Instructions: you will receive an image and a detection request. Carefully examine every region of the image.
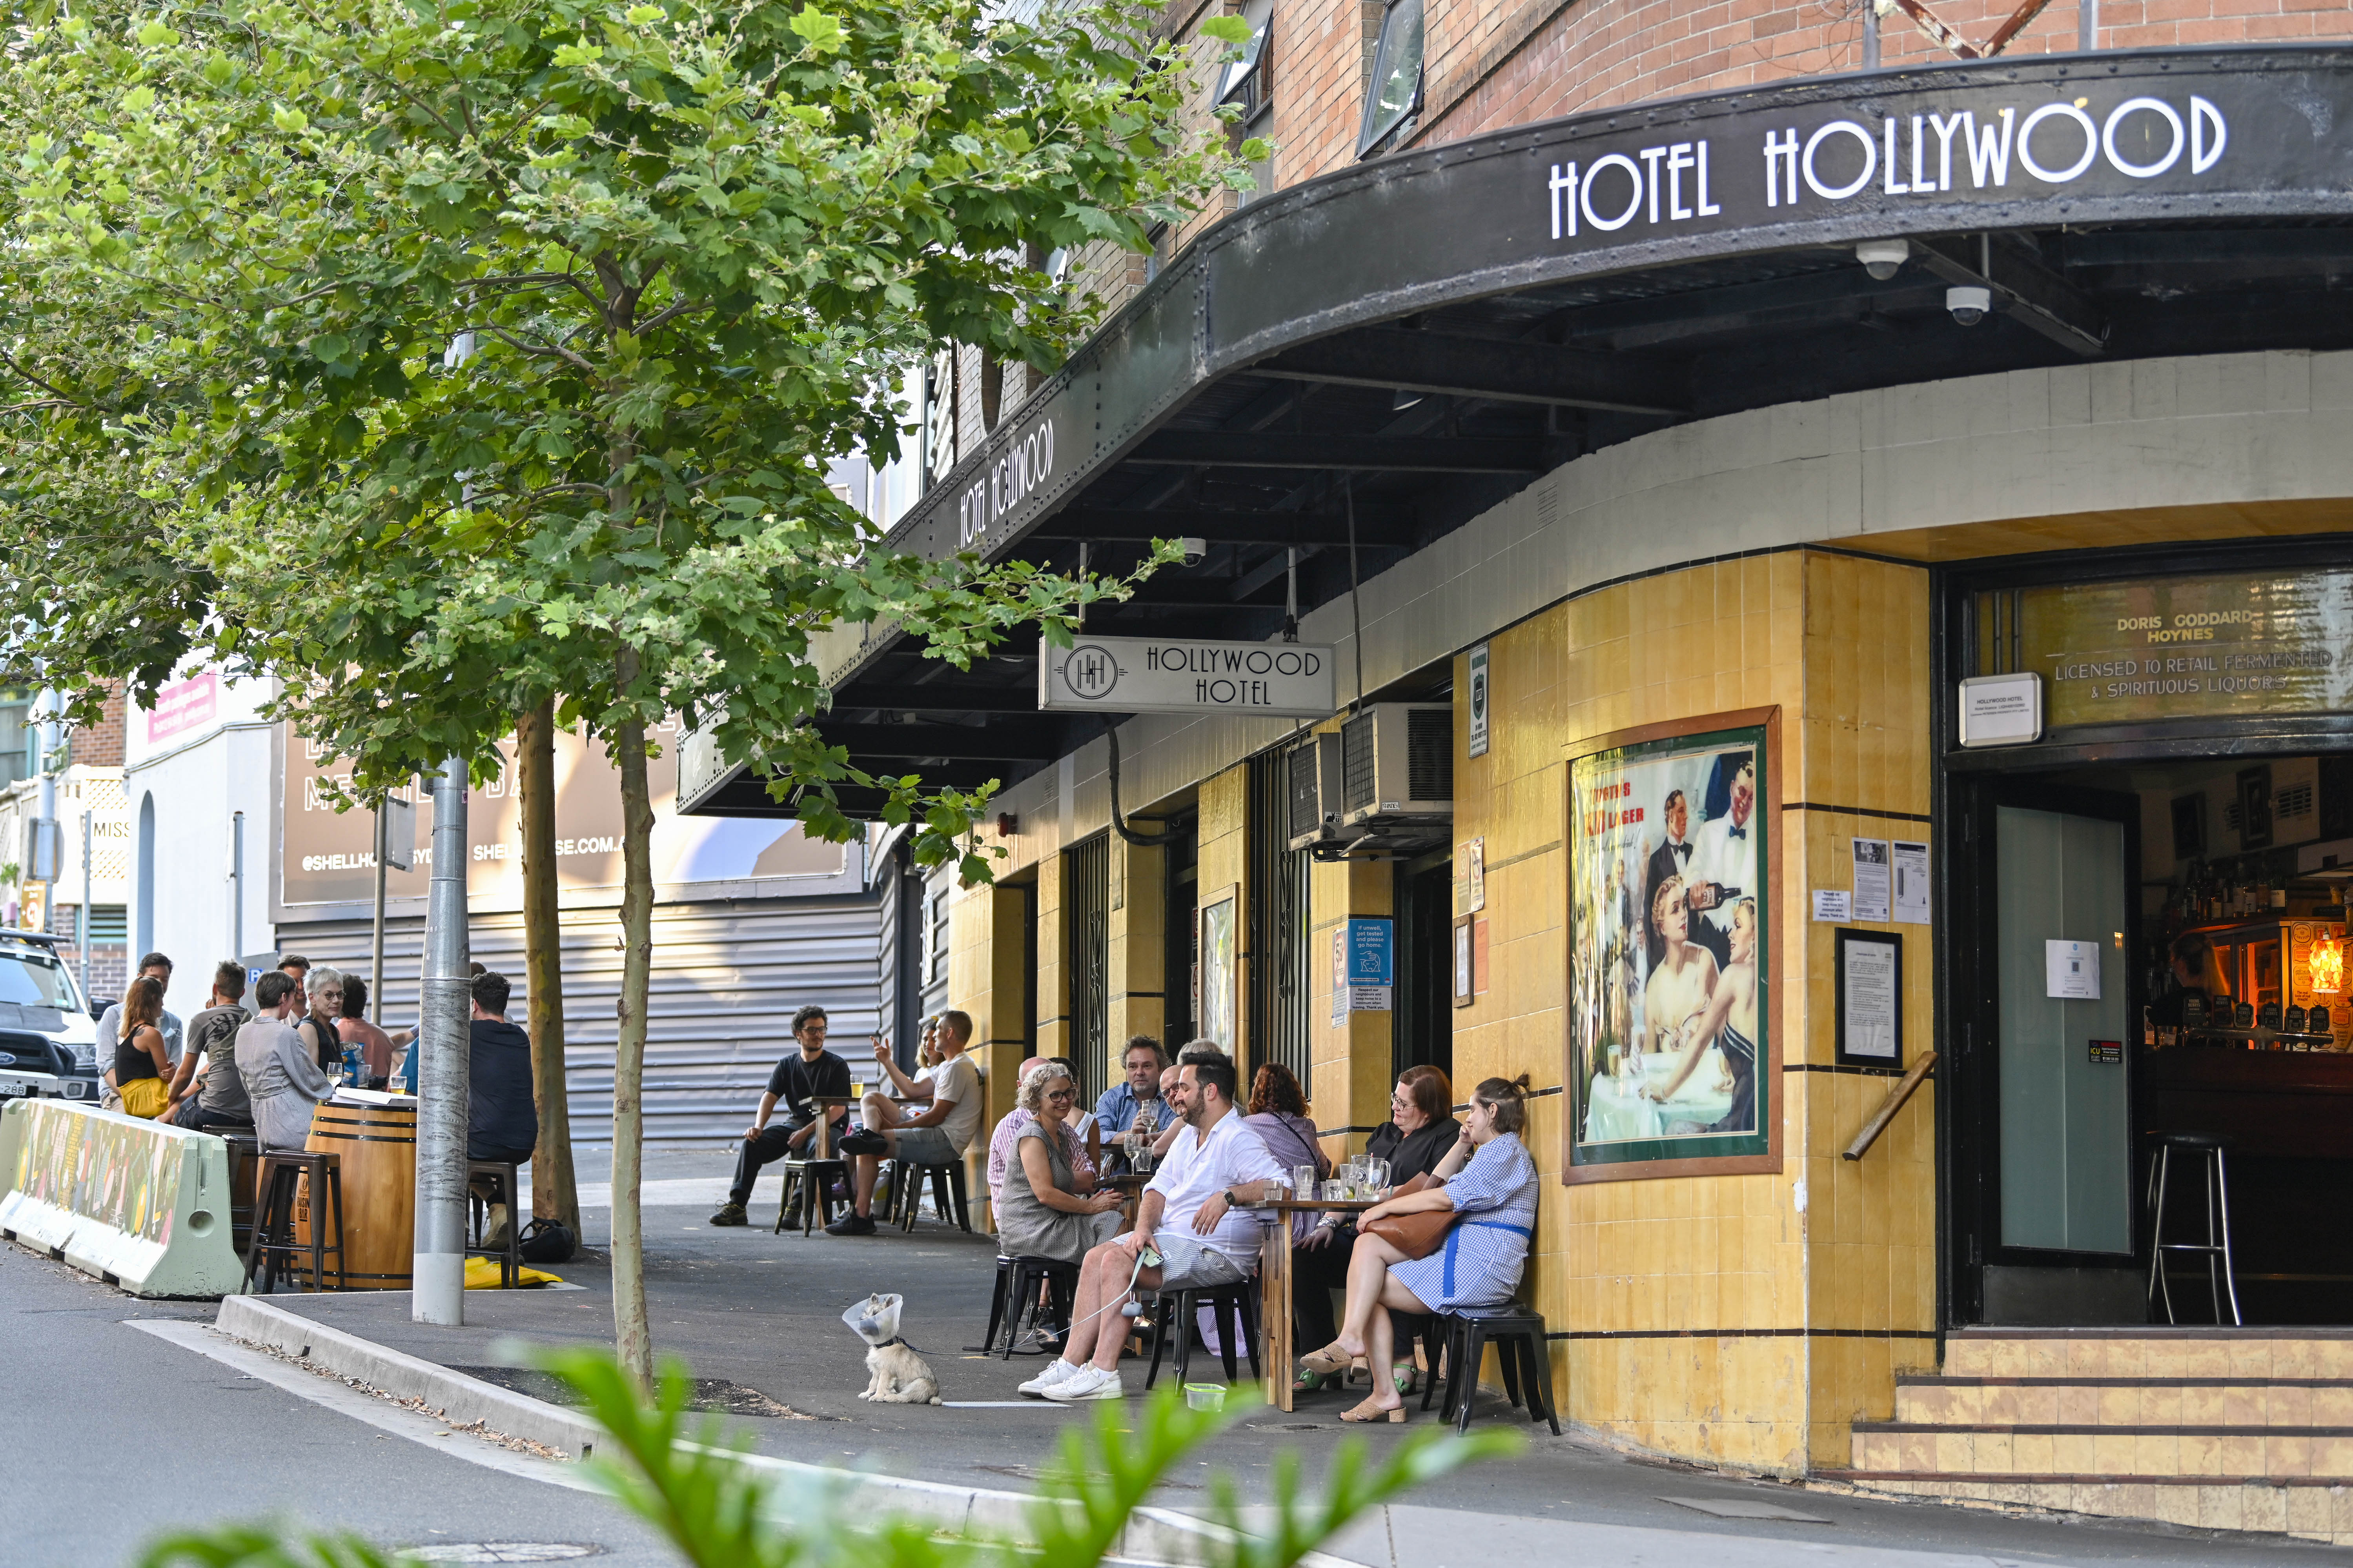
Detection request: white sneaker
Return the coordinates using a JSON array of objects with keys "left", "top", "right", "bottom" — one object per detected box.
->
[
  {"left": 1018, "top": 1359, "right": 1080, "bottom": 1397},
  {"left": 1044, "top": 1365, "right": 1126, "bottom": 1402}
]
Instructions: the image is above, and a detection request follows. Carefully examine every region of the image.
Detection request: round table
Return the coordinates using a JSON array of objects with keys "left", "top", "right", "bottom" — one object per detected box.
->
[{"left": 1581, "top": 1049, "right": 1738, "bottom": 1142}]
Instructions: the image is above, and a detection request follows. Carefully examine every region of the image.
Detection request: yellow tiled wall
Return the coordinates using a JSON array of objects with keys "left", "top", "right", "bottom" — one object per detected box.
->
[{"left": 1451, "top": 548, "right": 1938, "bottom": 1473}]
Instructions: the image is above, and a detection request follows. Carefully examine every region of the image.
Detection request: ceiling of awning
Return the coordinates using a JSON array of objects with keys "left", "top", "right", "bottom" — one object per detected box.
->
[{"left": 684, "top": 45, "right": 2353, "bottom": 817}]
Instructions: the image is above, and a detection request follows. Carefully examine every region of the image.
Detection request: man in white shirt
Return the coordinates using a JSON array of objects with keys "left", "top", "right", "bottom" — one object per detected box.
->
[
  {"left": 96, "top": 951, "right": 185, "bottom": 1066},
  {"left": 1025, "top": 1055, "right": 1284, "bottom": 1402},
  {"left": 830, "top": 1008, "right": 982, "bottom": 1236},
  {"left": 1686, "top": 757, "right": 1757, "bottom": 971}
]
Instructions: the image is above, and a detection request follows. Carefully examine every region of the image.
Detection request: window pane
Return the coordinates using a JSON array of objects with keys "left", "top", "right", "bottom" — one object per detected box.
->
[{"left": 1359, "top": 0, "right": 1424, "bottom": 155}]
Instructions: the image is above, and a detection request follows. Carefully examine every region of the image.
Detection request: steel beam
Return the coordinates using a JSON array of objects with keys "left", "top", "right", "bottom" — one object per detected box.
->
[
  {"left": 1126, "top": 431, "right": 1548, "bottom": 473},
  {"left": 1249, "top": 329, "right": 1689, "bottom": 415}
]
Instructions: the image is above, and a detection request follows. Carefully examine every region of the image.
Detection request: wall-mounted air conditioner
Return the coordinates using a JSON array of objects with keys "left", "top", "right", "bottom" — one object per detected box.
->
[
  {"left": 1340, "top": 704, "right": 1454, "bottom": 828},
  {"left": 1284, "top": 733, "right": 1353, "bottom": 853}
]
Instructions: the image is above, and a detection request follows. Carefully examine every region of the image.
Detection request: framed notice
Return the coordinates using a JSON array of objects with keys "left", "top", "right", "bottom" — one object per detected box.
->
[
  {"left": 1835, "top": 928, "right": 1903, "bottom": 1069},
  {"left": 1453, "top": 915, "right": 1475, "bottom": 1008},
  {"left": 1197, "top": 885, "right": 1238, "bottom": 1052},
  {"left": 1563, "top": 707, "right": 1779, "bottom": 1184}
]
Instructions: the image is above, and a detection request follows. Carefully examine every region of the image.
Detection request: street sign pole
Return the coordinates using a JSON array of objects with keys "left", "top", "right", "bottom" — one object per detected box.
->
[{"left": 413, "top": 757, "right": 470, "bottom": 1327}]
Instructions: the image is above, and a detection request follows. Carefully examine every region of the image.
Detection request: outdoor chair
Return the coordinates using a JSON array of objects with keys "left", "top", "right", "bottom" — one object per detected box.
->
[
  {"left": 1143, "top": 1277, "right": 1260, "bottom": 1389},
  {"left": 778, "top": 1156, "right": 849, "bottom": 1235},
  {"left": 1424, "top": 1303, "right": 1560, "bottom": 1435},
  {"left": 980, "top": 1253, "right": 1080, "bottom": 1358},
  {"left": 466, "top": 1157, "right": 523, "bottom": 1290},
  {"left": 887, "top": 1154, "right": 973, "bottom": 1233}
]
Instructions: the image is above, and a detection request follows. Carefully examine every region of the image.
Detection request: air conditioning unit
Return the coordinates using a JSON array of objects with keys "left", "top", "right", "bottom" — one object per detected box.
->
[
  {"left": 1340, "top": 704, "right": 1454, "bottom": 828},
  {"left": 1284, "top": 733, "right": 1355, "bottom": 853}
]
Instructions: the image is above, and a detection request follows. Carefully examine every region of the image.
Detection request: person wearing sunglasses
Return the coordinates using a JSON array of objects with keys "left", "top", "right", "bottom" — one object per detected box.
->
[{"left": 995, "top": 1062, "right": 1126, "bottom": 1277}]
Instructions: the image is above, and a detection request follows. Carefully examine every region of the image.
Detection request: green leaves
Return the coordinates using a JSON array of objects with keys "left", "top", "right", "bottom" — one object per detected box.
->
[
  {"left": 787, "top": 5, "right": 844, "bottom": 53},
  {"left": 1198, "top": 14, "right": 1252, "bottom": 43}
]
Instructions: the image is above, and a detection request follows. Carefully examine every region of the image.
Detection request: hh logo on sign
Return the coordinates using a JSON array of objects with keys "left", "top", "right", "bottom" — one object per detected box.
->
[{"left": 1061, "top": 644, "right": 1120, "bottom": 700}]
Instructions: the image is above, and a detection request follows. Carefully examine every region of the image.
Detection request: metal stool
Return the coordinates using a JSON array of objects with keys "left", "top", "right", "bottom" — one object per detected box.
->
[
  {"left": 1144, "top": 1278, "right": 1260, "bottom": 1388},
  {"left": 466, "top": 1159, "right": 523, "bottom": 1290},
  {"left": 888, "top": 1157, "right": 973, "bottom": 1232},
  {"left": 245, "top": 1151, "right": 345, "bottom": 1295},
  {"left": 1425, "top": 1304, "right": 1560, "bottom": 1435},
  {"left": 981, "top": 1254, "right": 1080, "bottom": 1357},
  {"left": 2147, "top": 1131, "right": 2242, "bottom": 1326},
  {"left": 778, "top": 1158, "right": 849, "bottom": 1234}
]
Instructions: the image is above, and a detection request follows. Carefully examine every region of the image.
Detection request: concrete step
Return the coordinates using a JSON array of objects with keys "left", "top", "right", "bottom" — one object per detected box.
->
[
  {"left": 1841, "top": 1473, "right": 2353, "bottom": 1544},
  {"left": 1893, "top": 1372, "right": 2353, "bottom": 1427},
  {"left": 1850, "top": 1420, "right": 2353, "bottom": 1479},
  {"left": 1942, "top": 1326, "right": 2353, "bottom": 1381}
]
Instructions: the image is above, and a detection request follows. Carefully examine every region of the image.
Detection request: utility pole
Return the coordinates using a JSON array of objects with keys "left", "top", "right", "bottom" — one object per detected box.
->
[
  {"left": 31, "top": 690, "right": 60, "bottom": 950},
  {"left": 412, "top": 757, "right": 470, "bottom": 1327},
  {"left": 78, "top": 806, "right": 91, "bottom": 1001},
  {"left": 229, "top": 811, "right": 245, "bottom": 957}
]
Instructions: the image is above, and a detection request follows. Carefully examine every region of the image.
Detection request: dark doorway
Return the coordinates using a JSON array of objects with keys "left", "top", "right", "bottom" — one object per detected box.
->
[
  {"left": 1065, "top": 835, "right": 1110, "bottom": 1106},
  {"left": 1162, "top": 813, "right": 1198, "bottom": 1052},
  {"left": 1392, "top": 848, "right": 1454, "bottom": 1083},
  {"left": 1249, "top": 751, "right": 1312, "bottom": 1093}
]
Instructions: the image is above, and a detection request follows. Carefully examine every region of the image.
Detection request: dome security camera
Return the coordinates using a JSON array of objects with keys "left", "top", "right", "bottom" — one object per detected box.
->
[
  {"left": 1855, "top": 239, "right": 1910, "bottom": 280},
  {"left": 1178, "top": 536, "right": 1208, "bottom": 567},
  {"left": 1946, "top": 285, "right": 1992, "bottom": 327}
]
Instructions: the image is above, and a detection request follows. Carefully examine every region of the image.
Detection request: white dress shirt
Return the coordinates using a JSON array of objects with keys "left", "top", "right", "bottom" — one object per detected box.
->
[
  {"left": 1689, "top": 810, "right": 1757, "bottom": 935},
  {"left": 1144, "top": 1106, "right": 1287, "bottom": 1264}
]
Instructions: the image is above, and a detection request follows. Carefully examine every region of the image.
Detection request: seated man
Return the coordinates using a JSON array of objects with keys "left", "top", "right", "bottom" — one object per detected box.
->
[
  {"left": 1022, "top": 1055, "right": 1284, "bottom": 1402},
  {"left": 710, "top": 1005, "right": 852, "bottom": 1228},
  {"left": 1093, "top": 1036, "right": 1166, "bottom": 1175},
  {"left": 164, "top": 961, "right": 255, "bottom": 1130},
  {"left": 829, "top": 1009, "right": 981, "bottom": 1236},
  {"left": 467, "top": 971, "right": 539, "bottom": 1251}
]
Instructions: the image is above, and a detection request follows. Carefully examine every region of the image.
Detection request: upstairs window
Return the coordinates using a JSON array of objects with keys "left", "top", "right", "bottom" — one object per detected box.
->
[
  {"left": 1357, "top": 0, "right": 1424, "bottom": 158},
  {"left": 1214, "top": 0, "right": 1272, "bottom": 124}
]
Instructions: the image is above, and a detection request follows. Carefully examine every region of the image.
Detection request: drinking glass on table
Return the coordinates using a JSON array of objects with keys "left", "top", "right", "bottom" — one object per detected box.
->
[
  {"left": 1322, "top": 1178, "right": 1346, "bottom": 1202},
  {"left": 1364, "top": 1156, "right": 1390, "bottom": 1195},
  {"left": 1292, "top": 1162, "right": 1318, "bottom": 1199}
]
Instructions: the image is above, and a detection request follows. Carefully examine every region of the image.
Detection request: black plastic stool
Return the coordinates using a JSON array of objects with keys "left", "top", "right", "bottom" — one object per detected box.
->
[
  {"left": 1144, "top": 1279, "right": 1261, "bottom": 1388},
  {"left": 1426, "top": 1305, "right": 1560, "bottom": 1435},
  {"left": 889, "top": 1157, "right": 973, "bottom": 1232},
  {"left": 466, "top": 1159, "right": 523, "bottom": 1290},
  {"left": 778, "top": 1158, "right": 848, "bottom": 1235},
  {"left": 245, "top": 1151, "right": 345, "bottom": 1295},
  {"left": 2146, "top": 1131, "right": 2242, "bottom": 1326},
  {"left": 982, "top": 1254, "right": 1081, "bottom": 1357}
]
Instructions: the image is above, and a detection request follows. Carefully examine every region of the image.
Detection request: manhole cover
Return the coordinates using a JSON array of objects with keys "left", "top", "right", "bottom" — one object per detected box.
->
[
  {"left": 1659, "top": 1496, "right": 1832, "bottom": 1523},
  {"left": 396, "top": 1546, "right": 602, "bottom": 1563}
]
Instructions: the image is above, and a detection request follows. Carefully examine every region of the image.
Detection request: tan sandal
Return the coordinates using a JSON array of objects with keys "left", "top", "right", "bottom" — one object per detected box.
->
[
  {"left": 1339, "top": 1394, "right": 1407, "bottom": 1424},
  {"left": 1297, "top": 1344, "right": 1351, "bottom": 1378}
]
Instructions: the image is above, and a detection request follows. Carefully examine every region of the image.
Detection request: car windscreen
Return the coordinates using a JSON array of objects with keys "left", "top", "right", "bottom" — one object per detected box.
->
[{"left": 0, "top": 950, "right": 76, "bottom": 1011}]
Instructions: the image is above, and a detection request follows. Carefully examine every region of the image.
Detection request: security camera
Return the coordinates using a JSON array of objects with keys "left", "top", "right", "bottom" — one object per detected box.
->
[
  {"left": 1946, "top": 285, "right": 1992, "bottom": 327},
  {"left": 1178, "top": 537, "right": 1207, "bottom": 568},
  {"left": 1855, "top": 239, "right": 1910, "bottom": 280}
]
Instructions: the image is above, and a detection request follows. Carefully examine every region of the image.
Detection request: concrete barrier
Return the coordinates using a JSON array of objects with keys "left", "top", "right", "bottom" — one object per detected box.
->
[{"left": 0, "top": 1097, "right": 246, "bottom": 1297}]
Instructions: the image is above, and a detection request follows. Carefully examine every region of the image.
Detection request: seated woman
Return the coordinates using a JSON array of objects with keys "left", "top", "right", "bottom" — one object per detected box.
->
[
  {"left": 1298, "top": 1074, "right": 1540, "bottom": 1424},
  {"left": 1292, "top": 1064, "right": 1457, "bottom": 1395},
  {"left": 994, "top": 1062, "right": 1125, "bottom": 1272},
  {"left": 105, "top": 976, "right": 174, "bottom": 1120}
]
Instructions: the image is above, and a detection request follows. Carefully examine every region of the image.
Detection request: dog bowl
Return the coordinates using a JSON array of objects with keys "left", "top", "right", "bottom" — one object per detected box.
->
[{"left": 1184, "top": 1382, "right": 1226, "bottom": 1412}]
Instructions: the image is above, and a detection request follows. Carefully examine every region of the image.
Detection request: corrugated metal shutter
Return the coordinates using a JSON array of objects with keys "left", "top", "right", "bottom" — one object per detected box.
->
[{"left": 277, "top": 891, "right": 888, "bottom": 1144}]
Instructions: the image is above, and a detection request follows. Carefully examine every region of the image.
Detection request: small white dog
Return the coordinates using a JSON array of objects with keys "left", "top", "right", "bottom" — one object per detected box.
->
[{"left": 842, "top": 1292, "right": 942, "bottom": 1406}]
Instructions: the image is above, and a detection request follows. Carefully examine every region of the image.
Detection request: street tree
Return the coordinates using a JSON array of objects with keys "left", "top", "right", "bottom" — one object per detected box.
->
[{"left": 0, "top": 0, "right": 1255, "bottom": 1380}]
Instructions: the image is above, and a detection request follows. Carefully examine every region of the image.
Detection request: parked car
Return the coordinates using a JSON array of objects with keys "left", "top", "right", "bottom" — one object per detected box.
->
[{"left": 0, "top": 932, "right": 103, "bottom": 1104}]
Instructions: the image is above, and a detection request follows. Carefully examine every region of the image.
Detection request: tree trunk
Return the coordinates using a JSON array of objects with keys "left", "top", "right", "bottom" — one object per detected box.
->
[
  {"left": 611, "top": 656, "right": 656, "bottom": 1392},
  {"left": 518, "top": 698, "right": 580, "bottom": 1241}
]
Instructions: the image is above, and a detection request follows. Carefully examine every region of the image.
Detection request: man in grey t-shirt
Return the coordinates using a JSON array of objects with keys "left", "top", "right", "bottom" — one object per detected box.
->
[{"left": 165, "top": 961, "right": 255, "bottom": 1130}]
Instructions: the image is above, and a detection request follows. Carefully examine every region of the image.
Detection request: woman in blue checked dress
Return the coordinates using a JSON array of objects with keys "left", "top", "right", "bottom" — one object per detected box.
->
[{"left": 1300, "top": 1074, "right": 1540, "bottom": 1423}]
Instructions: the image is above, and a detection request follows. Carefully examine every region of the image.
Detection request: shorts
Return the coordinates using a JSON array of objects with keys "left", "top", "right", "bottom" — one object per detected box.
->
[
  {"left": 891, "top": 1126, "right": 963, "bottom": 1166},
  {"left": 1151, "top": 1232, "right": 1247, "bottom": 1291}
]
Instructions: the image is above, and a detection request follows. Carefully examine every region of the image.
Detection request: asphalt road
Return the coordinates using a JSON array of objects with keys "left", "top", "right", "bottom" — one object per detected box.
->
[{"left": 0, "top": 1245, "right": 674, "bottom": 1568}]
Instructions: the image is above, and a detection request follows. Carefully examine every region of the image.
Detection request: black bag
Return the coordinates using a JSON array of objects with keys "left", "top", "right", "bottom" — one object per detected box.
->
[{"left": 518, "top": 1218, "right": 577, "bottom": 1264}]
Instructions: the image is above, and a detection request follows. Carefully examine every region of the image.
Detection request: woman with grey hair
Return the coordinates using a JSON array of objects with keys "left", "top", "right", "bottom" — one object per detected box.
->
[
  {"left": 299, "top": 965, "right": 347, "bottom": 1077},
  {"left": 996, "top": 1062, "right": 1124, "bottom": 1268}
]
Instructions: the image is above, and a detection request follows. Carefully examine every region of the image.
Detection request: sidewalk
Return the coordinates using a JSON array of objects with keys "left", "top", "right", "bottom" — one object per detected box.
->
[{"left": 240, "top": 1149, "right": 2350, "bottom": 1567}]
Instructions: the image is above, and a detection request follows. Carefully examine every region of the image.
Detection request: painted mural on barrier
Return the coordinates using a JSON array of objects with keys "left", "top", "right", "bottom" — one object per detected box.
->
[{"left": 7, "top": 1102, "right": 181, "bottom": 1247}]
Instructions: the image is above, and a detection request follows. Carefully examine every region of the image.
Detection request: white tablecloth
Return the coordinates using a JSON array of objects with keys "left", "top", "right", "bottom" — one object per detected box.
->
[{"left": 1581, "top": 1050, "right": 1736, "bottom": 1142}]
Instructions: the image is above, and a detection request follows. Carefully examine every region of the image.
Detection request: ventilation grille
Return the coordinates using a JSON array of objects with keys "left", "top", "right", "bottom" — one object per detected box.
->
[
  {"left": 1287, "top": 743, "right": 1324, "bottom": 841},
  {"left": 1342, "top": 713, "right": 1377, "bottom": 815},
  {"left": 2278, "top": 783, "right": 2315, "bottom": 820},
  {"left": 1406, "top": 708, "right": 1453, "bottom": 804}
]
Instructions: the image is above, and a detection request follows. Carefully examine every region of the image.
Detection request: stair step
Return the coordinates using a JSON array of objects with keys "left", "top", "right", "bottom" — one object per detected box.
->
[
  {"left": 1944, "top": 1328, "right": 2353, "bottom": 1381},
  {"left": 1850, "top": 1422, "right": 2353, "bottom": 1479},
  {"left": 1840, "top": 1473, "right": 2353, "bottom": 1543},
  {"left": 1893, "top": 1375, "right": 2353, "bottom": 1427}
]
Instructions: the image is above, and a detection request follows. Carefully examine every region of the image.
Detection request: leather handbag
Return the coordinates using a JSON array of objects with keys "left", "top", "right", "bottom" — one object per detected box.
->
[{"left": 1359, "top": 1173, "right": 1455, "bottom": 1261}]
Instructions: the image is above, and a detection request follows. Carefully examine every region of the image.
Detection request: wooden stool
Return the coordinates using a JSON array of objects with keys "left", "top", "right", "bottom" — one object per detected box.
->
[
  {"left": 1425, "top": 1304, "right": 1559, "bottom": 1435},
  {"left": 887, "top": 1157, "right": 973, "bottom": 1233},
  {"left": 778, "top": 1158, "right": 849, "bottom": 1235},
  {"left": 1144, "top": 1278, "right": 1260, "bottom": 1388},
  {"left": 982, "top": 1254, "right": 1080, "bottom": 1358},
  {"left": 246, "top": 1151, "right": 345, "bottom": 1295},
  {"left": 466, "top": 1159, "right": 523, "bottom": 1290},
  {"left": 2147, "top": 1131, "right": 2242, "bottom": 1326}
]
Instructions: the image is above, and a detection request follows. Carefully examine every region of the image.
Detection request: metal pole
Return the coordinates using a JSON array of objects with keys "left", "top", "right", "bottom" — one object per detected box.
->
[
  {"left": 78, "top": 807, "right": 91, "bottom": 1000},
  {"left": 34, "top": 691, "right": 58, "bottom": 943},
  {"left": 370, "top": 807, "right": 388, "bottom": 1028},
  {"left": 413, "top": 755, "right": 470, "bottom": 1326},
  {"left": 230, "top": 812, "right": 244, "bottom": 957}
]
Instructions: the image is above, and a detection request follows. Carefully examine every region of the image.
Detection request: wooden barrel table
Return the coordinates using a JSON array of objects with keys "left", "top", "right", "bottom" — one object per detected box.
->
[{"left": 298, "top": 1099, "right": 417, "bottom": 1289}]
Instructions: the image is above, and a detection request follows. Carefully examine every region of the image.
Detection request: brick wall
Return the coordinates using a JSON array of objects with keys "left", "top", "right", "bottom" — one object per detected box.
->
[{"left": 69, "top": 684, "right": 125, "bottom": 769}]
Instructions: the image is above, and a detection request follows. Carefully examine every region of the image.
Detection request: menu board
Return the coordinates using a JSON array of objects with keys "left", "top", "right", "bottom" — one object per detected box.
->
[{"left": 2019, "top": 572, "right": 2353, "bottom": 729}]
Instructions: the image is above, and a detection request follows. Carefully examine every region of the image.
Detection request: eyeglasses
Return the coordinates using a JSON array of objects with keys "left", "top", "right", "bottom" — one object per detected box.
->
[{"left": 1047, "top": 1088, "right": 1075, "bottom": 1101}]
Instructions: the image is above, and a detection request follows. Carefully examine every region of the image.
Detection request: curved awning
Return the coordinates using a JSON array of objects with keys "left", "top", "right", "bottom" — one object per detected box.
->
[{"left": 684, "top": 44, "right": 2353, "bottom": 816}]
